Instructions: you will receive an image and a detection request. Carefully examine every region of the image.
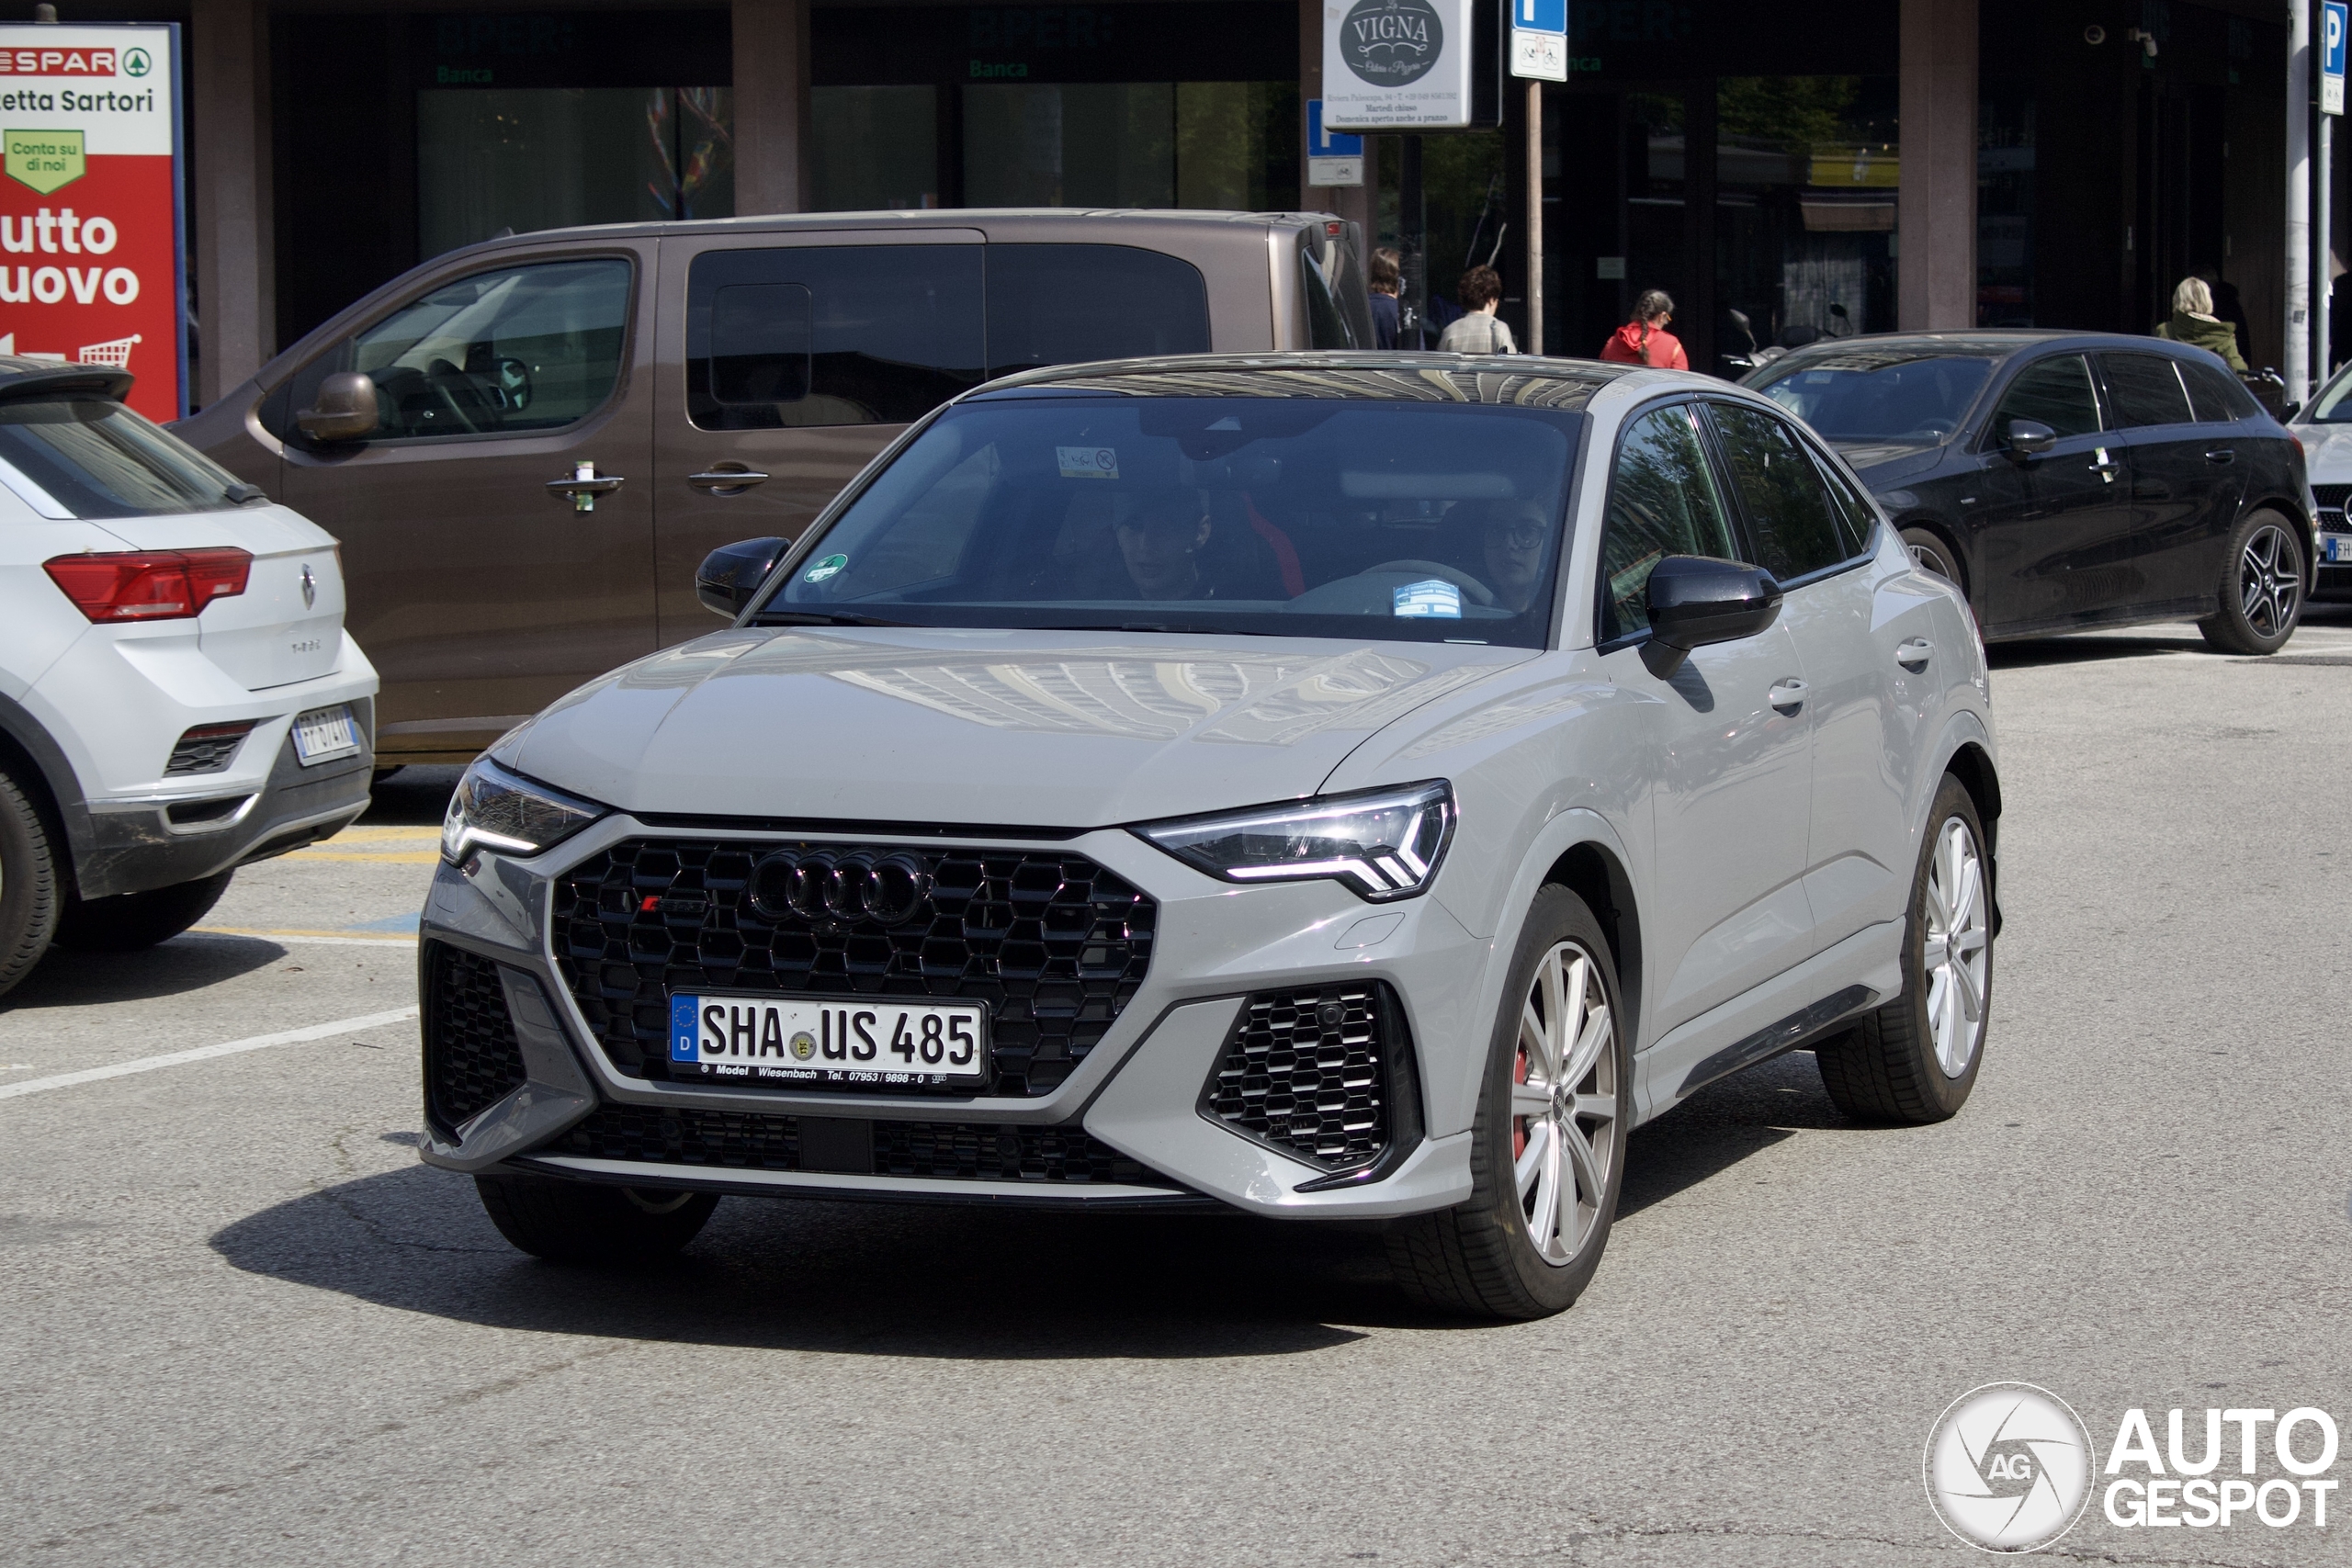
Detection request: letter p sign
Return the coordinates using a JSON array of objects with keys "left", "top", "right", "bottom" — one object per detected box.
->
[{"left": 2325, "top": 2, "right": 2347, "bottom": 117}]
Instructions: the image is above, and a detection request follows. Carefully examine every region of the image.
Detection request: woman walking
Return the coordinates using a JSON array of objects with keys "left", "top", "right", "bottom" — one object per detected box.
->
[
  {"left": 1599, "top": 289, "right": 1689, "bottom": 369},
  {"left": 2154, "top": 276, "right": 2247, "bottom": 372},
  {"left": 1436, "top": 266, "right": 1517, "bottom": 354}
]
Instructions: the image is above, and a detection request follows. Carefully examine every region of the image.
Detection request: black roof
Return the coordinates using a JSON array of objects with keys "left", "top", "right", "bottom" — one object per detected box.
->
[
  {"left": 1762, "top": 329, "right": 2220, "bottom": 373},
  {"left": 975, "top": 351, "right": 1633, "bottom": 409},
  {"left": 0, "top": 355, "right": 131, "bottom": 401}
]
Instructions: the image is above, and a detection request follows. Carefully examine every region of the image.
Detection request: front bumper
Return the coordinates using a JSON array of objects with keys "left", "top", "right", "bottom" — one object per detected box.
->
[
  {"left": 78, "top": 696, "right": 375, "bottom": 899},
  {"left": 416, "top": 813, "right": 1488, "bottom": 1219}
]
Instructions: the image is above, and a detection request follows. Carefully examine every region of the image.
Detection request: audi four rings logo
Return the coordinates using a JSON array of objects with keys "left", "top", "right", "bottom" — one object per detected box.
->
[{"left": 746, "top": 852, "right": 933, "bottom": 926}]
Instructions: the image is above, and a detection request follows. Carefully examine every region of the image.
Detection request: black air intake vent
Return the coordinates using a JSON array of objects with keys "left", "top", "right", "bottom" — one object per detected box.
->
[
  {"left": 424, "top": 942, "right": 528, "bottom": 1135},
  {"left": 1204, "top": 984, "right": 1406, "bottom": 1169},
  {"left": 164, "top": 719, "right": 255, "bottom": 776}
]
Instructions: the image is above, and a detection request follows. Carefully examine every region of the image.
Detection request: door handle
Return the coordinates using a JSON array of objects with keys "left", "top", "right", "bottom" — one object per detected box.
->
[
  {"left": 1767, "top": 679, "right": 1808, "bottom": 713},
  {"left": 1895, "top": 637, "right": 1933, "bottom": 670},
  {"left": 546, "top": 463, "right": 625, "bottom": 513},
  {"left": 688, "top": 469, "right": 772, "bottom": 492},
  {"left": 2203, "top": 448, "right": 2236, "bottom": 465}
]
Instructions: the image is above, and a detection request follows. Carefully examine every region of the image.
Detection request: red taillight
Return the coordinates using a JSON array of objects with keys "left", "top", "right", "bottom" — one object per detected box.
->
[{"left": 43, "top": 547, "right": 253, "bottom": 623}]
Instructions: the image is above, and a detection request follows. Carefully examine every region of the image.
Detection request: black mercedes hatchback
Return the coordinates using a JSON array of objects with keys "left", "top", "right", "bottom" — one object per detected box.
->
[{"left": 1745, "top": 332, "right": 2314, "bottom": 653}]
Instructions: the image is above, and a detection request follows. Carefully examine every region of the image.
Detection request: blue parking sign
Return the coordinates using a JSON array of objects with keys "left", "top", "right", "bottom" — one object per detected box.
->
[
  {"left": 1307, "top": 99, "right": 1362, "bottom": 159},
  {"left": 1515, "top": 0, "right": 1566, "bottom": 32}
]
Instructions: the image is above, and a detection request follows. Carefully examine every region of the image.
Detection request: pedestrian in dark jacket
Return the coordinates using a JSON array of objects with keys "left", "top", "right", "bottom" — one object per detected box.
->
[{"left": 1369, "top": 247, "right": 1402, "bottom": 350}]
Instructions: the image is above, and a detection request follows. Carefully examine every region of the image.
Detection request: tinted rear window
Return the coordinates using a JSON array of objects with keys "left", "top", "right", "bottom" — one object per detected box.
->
[
  {"left": 0, "top": 398, "right": 246, "bottom": 518},
  {"left": 2179, "top": 359, "right": 2262, "bottom": 423},
  {"left": 2100, "top": 353, "right": 2194, "bottom": 427},
  {"left": 986, "top": 244, "right": 1211, "bottom": 378},
  {"left": 688, "top": 245, "right": 987, "bottom": 431}
]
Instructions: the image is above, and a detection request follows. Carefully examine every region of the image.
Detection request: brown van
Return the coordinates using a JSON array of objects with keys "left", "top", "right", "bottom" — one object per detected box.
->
[{"left": 177, "top": 209, "right": 1373, "bottom": 763}]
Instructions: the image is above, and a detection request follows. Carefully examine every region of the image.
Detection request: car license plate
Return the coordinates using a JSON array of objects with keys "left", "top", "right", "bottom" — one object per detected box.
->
[
  {"left": 291, "top": 704, "right": 359, "bottom": 766},
  {"left": 669, "top": 994, "right": 988, "bottom": 1088},
  {"left": 2327, "top": 536, "right": 2352, "bottom": 563}
]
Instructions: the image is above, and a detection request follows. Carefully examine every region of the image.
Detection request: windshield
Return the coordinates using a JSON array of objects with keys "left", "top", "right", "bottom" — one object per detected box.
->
[
  {"left": 2306, "top": 365, "right": 2352, "bottom": 423},
  {"left": 761, "top": 397, "right": 1579, "bottom": 647},
  {"left": 1755, "top": 352, "right": 1996, "bottom": 444},
  {"left": 0, "top": 397, "right": 248, "bottom": 518}
]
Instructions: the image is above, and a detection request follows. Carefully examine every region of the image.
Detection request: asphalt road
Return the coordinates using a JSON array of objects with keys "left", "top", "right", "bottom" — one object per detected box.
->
[{"left": 6, "top": 615, "right": 2350, "bottom": 1567}]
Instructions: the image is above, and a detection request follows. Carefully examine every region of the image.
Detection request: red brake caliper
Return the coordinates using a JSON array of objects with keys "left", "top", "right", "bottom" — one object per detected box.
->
[{"left": 1513, "top": 1043, "right": 1530, "bottom": 1159}]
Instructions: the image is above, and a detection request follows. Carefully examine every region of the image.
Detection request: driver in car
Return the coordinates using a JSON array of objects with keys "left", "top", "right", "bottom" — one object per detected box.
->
[
  {"left": 1114, "top": 491, "right": 1217, "bottom": 599},
  {"left": 1470, "top": 499, "right": 1553, "bottom": 614}
]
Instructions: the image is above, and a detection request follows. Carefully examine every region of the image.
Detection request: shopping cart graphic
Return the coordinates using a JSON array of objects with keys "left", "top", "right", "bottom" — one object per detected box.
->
[{"left": 76, "top": 334, "right": 141, "bottom": 369}]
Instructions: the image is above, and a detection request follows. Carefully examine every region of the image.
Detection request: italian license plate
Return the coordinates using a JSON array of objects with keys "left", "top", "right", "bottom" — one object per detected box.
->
[
  {"left": 669, "top": 994, "right": 989, "bottom": 1088},
  {"left": 291, "top": 704, "right": 359, "bottom": 766}
]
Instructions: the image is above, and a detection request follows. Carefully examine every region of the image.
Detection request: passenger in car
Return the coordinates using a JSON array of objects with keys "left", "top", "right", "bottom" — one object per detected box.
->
[{"left": 1457, "top": 498, "right": 1553, "bottom": 614}]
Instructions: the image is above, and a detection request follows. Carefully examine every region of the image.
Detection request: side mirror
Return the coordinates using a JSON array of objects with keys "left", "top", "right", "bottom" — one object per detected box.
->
[
  {"left": 2001, "top": 418, "right": 2057, "bottom": 457},
  {"left": 295, "top": 371, "right": 379, "bottom": 443},
  {"left": 695, "top": 536, "right": 788, "bottom": 617},
  {"left": 1641, "top": 555, "right": 1783, "bottom": 678}
]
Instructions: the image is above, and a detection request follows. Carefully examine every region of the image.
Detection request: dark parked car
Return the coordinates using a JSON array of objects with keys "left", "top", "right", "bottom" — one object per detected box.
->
[{"left": 1746, "top": 332, "right": 2314, "bottom": 653}]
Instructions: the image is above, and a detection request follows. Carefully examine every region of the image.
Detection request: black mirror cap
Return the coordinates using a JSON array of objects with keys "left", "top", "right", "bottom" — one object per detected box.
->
[
  {"left": 695, "top": 536, "right": 789, "bottom": 617},
  {"left": 1640, "top": 555, "right": 1783, "bottom": 677},
  {"left": 2002, "top": 417, "right": 2057, "bottom": 456}
]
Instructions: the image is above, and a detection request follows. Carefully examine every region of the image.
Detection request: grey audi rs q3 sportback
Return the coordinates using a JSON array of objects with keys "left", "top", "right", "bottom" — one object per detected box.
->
[{"left": 422, "top": 353, "right": 2000, "bottom": 1320}]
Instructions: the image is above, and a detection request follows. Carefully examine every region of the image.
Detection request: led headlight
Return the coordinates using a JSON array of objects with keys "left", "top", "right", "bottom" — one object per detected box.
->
[
  {"left": 1134, "top": 780, "right": 1454, "bottom": 901},
  {"left": 441, "top": 757, "right": 607, "bottom": 864}
]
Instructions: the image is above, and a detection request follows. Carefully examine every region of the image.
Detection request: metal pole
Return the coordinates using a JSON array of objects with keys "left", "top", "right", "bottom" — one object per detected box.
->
[
  {"left": 1401, "top": 134, "right": 1426, "bottom": 347},
  {"left": 2322, "top": 113, "right": 2335, "bottom": 379},
  {"left": 2290, "top": 0, "right": 2313, "bottom": 405},
  {"left": 1526, "top": 80, "right": 1544, "bottom": 355}
]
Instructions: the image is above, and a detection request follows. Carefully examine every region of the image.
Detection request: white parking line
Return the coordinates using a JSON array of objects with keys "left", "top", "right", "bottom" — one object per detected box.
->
[{"left": 0, "top": 1007, "right": 420, "bottom": 1101}]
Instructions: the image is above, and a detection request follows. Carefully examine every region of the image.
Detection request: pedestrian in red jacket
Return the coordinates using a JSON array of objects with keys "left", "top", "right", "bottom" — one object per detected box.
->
[{"left": 1600, "top": 289, "right": 1689, "bottom": 369}]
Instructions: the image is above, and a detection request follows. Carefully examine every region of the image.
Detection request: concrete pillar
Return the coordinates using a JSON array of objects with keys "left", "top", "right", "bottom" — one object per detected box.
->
[
  {"left": 734, "top": 0, "right": 812, "bottom": 216},
  {"left": 190, "top": 0, "right": 273, "bottom": 405},
  {"left": 1897, "top": 0, "right": 1976, "bottom": 331}
]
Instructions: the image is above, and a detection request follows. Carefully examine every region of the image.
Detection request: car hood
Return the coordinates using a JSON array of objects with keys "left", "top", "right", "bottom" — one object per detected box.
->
[
  {"left": 2292, "top": 420, "right": 2352, "bottom": 483},
  {"left": 1830, "top": 440, "right": 1948, "bottom": 484},
  {"left": 500, "top": 626, "right": 1535, "bottom": 828}
]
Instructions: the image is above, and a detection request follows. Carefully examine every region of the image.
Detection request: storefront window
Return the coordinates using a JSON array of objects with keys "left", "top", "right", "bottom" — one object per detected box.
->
[
  {"left": 1714, "top": 75, "right": 1896, "bottom": 365},
  {"left": 812, "top": 86, "right": 939, "bottom": 210},
  {"left": 1977, "top": 81, "right": 2034, "bottom": 326},
  {"left": 417, "top": 85, "right": 733, "bottom": 258},
  {"left": 958, "top": 81, "right": 1296, "bottom": 209}
]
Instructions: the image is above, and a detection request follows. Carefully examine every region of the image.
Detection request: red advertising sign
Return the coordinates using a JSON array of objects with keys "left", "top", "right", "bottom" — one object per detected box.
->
[{"left": 0, "top": 24, "right": 181, "bottom": 421}]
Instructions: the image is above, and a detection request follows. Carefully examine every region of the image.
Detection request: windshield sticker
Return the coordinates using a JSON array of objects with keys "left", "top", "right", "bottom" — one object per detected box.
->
[
  {"left": 803, "top": 553, "right": 848, "bottom": 583},
  {"left": 1393, "top": 579, "right": 1463, "bottom": 619},
  {"left": 1057, "top": 446, "right": 1119, "bottom": 479}
]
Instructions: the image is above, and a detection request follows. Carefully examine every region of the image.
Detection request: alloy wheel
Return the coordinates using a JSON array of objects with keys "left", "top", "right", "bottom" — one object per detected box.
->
[
  {"left": 1921, "top": 817, "right": 1990, "bottom": 1078},
  {"left": 2239, "top": 522, "right": 2302, "bottom": 638},
  {"left": 1510, "top": 940, "right": 1619, "bottom": 1266},
  {"left": 1906, "top": 538, "right": 1957, "bottom": 582}
]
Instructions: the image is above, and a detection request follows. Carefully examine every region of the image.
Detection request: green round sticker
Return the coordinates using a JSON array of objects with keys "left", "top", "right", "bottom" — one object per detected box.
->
[{"left": 804, "top": 553, "right": 848, "bottom": 583}]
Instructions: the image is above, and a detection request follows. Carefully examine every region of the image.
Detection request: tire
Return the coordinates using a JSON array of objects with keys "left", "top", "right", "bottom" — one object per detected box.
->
[
  {"left": 370, "top": 766, "right": 403, "bottom": 787},
  {"left": 475, "top": 1172, "right": 718, "bottom": 1264},
  {"left": 0, "top": 766, "right": 58, "bottom": 998},
  {"left": 1901, "top": 526, "right": 1964, "bottom": 593},
  {"left": 1388, "top": 885, "right": 1631, "bottom": 1320},
  {"left": 52, "top": 870, "right": 234, "bottom": 953},
  {"left": 1816, "top": 774, "right": 1991, "bottom": 1123},
  {"left": 2197, "top": 507, "right": 2304, "bottom": 655}
]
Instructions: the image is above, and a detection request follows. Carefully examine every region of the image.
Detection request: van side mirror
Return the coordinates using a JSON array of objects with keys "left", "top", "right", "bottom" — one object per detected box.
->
[
  {"left": 695, "top": 536, "right": 788, "bottom": 617},
  {"left": 1640, "top": 555, "right": 1784, "bottom": 678},
  {"left": 296, "top": 372, "right": 380, "bottom": 443},
  {"left": 2001, "top": 418, "right": 2056, "bottom": 456}
]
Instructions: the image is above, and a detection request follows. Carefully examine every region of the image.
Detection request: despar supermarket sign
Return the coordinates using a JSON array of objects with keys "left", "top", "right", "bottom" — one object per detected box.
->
[{"left": 0, "top": 25, "right": 182, "bottom": 421}]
